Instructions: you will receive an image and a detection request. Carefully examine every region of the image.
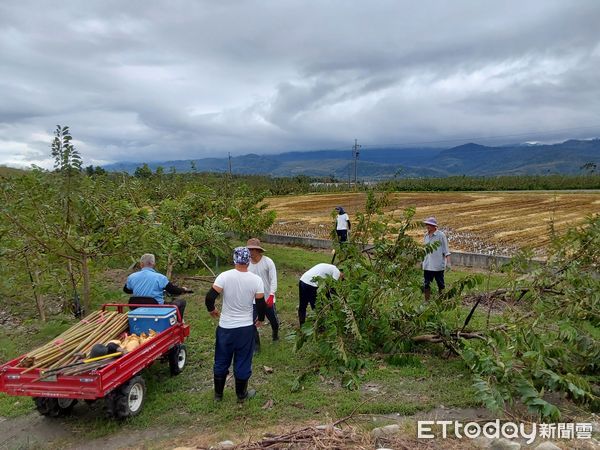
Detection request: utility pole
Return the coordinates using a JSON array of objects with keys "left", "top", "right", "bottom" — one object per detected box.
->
[
  {"left": 228, "top": 152, "right": 232, "bottom": 176},
  {"left": 348, "top": 166, "right": 351, "bottom": 189},
  {"left": 352, "top": 139, "right": 361, "bottom": 186}
]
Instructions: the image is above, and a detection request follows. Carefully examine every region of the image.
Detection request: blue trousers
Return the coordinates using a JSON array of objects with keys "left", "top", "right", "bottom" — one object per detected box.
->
[{"left": 213, "top": 325, "right": 255, "bottom": 380}]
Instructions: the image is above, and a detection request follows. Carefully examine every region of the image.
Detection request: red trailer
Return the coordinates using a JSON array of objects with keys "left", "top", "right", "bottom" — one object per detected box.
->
[{"left": 0, "top": 303, "right": 190, "bottom": 419}]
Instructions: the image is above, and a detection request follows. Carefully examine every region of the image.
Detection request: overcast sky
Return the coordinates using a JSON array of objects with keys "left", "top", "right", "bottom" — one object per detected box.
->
[{"left": 1, "top": 0, "right": 599, "bottom": 168}]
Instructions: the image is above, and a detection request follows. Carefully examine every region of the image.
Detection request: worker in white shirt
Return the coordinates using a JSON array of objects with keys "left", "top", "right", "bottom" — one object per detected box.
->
[
  {"left": 422, "top": 217, "right": 451, "bottom": 301},
  {"left": 298, "top": 263, "right": 343, "bottom": 326},
  {"left": 247, "top": 238, "right": 280, "bottom": 347},
  {"left": 205, "top": 247, "right": 265, "bottom": 402},
  {"left": 334, "top": 206, "right": 351, "bottom": 242}
]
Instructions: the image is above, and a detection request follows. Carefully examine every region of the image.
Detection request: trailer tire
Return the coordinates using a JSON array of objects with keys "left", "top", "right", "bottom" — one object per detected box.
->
[
  {"left": 168, "top": 344, "right": 187, "bottom": 375},
  {"left": 34, "top": 397, "right": 77, "bottom": 417},
  {"left": 106, "top": 375, "right": 146, "bottom": 419}
]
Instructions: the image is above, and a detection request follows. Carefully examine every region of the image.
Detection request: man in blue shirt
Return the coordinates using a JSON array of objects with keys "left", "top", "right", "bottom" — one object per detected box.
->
[{"left": 124, "top": 253, "right": 191, "bottom": 318}]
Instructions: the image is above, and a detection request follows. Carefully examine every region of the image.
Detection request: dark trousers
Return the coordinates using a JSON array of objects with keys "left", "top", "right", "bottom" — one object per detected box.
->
[
  {"left": 168, "top": 299, "right": 186, "bottom": 319},
  {"left": 253, "top": 304, "right": 280, "bottom": 331},
  {"left": 336, "top": 229, "right": 348, "bottom": 242},
  {"left": 298, "top": 280, "right": 318, "bottom": 325},
  {"left": 213, "top": 325, "right": 255, "bottom": 381},
  {"left": 423, "top": 270, "right": 445, "bottom": 291}
]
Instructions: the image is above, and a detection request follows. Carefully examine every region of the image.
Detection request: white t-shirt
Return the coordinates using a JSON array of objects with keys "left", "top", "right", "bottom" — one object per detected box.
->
[
  {"left": 336, "top": 213, "right": 350, "bottom": 230},
  {"left": 214, "top": 269, "right": 264, "bottom": 329},
  {"left": 249, "top": 255, "right": 277, "bottom": 301},
  {"left": 300, "top": 263, "right": 341, "bottom": 287}
]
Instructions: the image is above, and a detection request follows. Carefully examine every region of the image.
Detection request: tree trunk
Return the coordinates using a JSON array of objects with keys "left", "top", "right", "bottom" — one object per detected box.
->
[
  {"left": 66, "top": 259, "right": 81, "bottom": 316},
  {"left": 166, "top": 252, "right": 174, "bottom": 279},
  {"left": 81, "top": 254, "right": 91, "bottom": 316},
  {"left": 32, "top": 270, "right": 46, "bottom": 322},
  {"left": 24, "top": 254, "right": 46, "bottom": 322}
]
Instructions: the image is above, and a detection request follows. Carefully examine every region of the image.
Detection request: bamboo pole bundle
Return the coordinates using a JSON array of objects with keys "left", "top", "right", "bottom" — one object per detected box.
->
[
  {"left": 22, "top": 314, "right": 117, "bottom": 372},
  {"left": 20, "top": 311, "right": 130, "bottom": 372},
  {"left": 57, "top": 314, "right": 129, "bottom": 368},
  {"left": 59, "top": 358, "right": 117, "bottom": 376},
  {"left": 20, "top": 321, "right": 103, "bottom": 368},
  {"left": 21, "top": 311, "right": 103, "bottom": 363},
  {"left": 47, "top": 312, "right": 128, "bottom": 369},
  {"left": 48, "top": 311, "right": 118, "bottom": 369}
]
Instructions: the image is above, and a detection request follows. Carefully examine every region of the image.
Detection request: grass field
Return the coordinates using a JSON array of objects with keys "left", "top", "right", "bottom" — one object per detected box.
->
[
  {"left": 0, "top": 244, "right": 511, "bottom": 448},
  {"left": 266, "top": 191, "right": 600, "bottom": 255}
]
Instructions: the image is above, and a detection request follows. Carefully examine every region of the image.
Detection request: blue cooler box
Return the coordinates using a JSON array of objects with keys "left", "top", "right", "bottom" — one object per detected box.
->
[{"left": 128, "top": 307, "right": 178, "bottom": 335}]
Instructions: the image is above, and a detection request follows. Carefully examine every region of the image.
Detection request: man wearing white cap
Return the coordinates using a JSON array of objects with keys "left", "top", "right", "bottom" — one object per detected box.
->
[{"left": 422, "top": 217, "right": 451, "bottom": 300}]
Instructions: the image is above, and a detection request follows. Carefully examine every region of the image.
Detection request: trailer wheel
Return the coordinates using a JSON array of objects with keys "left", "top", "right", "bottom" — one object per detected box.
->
[
  {"left": 34, "top": 397, "right": 77, "bottom": 417},
  {"left": 106, "top": 375, "right": 146, "bottom": 419},
  {"left": 168, "top": 344, "right": 187, "bottom": 375}
]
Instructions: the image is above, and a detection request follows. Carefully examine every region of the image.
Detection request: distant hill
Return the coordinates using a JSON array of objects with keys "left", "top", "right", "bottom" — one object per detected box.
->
[
  {"left": 103, "top": 139, "right": 600, "bottom": 178},
  {"left": 0, "top": 166, "right": 26, "bottom": 177},
  {"left": 434, "top": 139, "right": 600, "bottom": 175}
]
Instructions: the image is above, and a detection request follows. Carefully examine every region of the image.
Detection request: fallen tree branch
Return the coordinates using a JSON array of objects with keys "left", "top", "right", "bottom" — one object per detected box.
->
[
  {"left": 180, "top": 275, "right": 216, "bottom": 283},
  {"left": 463, "top": 286, "right": 564, "bottom": 304},
  {"left": 412, "top": 331, "right": 485, "bottom": 343},
  {"left": 333, "top": 392, "right": 384, "bottom": 427}
]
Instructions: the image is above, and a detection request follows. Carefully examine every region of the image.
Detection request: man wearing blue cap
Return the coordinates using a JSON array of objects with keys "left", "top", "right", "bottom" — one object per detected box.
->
[
  {"left": 422, "top": 217, "right": 451, "bottom": 300},
  {"left": 205, "top": 247, "right": 266, "bottom": 403}
]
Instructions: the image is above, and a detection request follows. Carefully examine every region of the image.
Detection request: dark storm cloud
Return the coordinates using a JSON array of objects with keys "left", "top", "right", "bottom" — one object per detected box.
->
[{"left": 0, "top": 0, "right": 599, "bottom": 167}]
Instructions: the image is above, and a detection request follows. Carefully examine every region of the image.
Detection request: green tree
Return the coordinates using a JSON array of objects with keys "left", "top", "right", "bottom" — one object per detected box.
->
[
  {"left": 51, "top": 125, "right": 82, "bottom": 174},
  {"left": 85, "top": 165, "right": 107, "bottom": 176},
  {"left": 134, "top": 163, "right": 153, "bottom": 179},
  {"left": 222, "top": 185, "right": 276, "bottom": 239},
  {"left": 1, "top": 172, "right": 145, "bottom": 316},
  {"left": 143, "top": 190, "right": 228, "bottom": 278},
  {"left": 296, "top": 191, "right": 599, "bottom": 419}
]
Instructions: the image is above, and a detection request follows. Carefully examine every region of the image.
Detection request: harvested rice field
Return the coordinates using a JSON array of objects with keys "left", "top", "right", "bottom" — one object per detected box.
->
[{"left": 265, "top": 191, "right": 600, "bottom": 256}]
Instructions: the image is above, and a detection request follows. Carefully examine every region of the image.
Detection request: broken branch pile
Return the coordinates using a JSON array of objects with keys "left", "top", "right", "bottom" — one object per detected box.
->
[{"left": 236, "top": 424, "right": 367, "bottom": 449}]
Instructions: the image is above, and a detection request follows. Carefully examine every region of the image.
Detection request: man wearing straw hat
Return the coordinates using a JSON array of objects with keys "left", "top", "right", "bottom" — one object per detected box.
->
[
  {"left": 247, "top": 238, "right": 280, "bottom": 347},
  {"left": 422, "top": 217, "right": 451, "bottom": 301}
]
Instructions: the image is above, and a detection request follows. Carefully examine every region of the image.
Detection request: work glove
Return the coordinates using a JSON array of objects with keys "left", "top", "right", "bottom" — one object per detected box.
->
[{"left": 266, "top": 294, "right": 274, "bottom": 308}]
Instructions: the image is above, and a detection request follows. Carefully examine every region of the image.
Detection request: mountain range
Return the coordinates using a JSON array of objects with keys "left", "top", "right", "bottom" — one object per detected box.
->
[{"left": 103, "top": 139, "right": 600, "bottom": 179}]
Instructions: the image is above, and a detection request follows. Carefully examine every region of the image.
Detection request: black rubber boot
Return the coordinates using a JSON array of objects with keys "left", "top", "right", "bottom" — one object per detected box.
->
[
  {"left": 254, "top": 328, "right": 261, "bottom": 354},
  {"left": 214, "top": 375, "right": 226, "bottom": 402},
  {"left": 235, "top": 378, "right": 256, "bottom": 403},
  {"left": 272, "top": 327, "right": 279, "bottom": 342},
  {"left": 423, "top": 287, "right": 431, "bottom": 301}
]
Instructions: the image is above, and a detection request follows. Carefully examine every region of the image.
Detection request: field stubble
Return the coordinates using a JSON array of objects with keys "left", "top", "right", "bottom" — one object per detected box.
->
[{"left": 266, "top": 191, "right": 600, "bottom": 256}]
